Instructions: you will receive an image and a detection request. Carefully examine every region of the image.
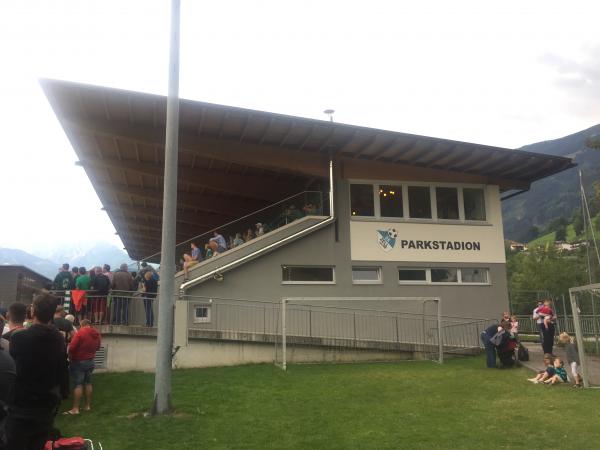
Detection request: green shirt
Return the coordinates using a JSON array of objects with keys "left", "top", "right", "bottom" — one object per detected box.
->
[
  {"left": 555, "top": 367, "right": 568, "bottom": 382},
  {"left": 75, "top": 274, "right": 91, "bottom": 290}
]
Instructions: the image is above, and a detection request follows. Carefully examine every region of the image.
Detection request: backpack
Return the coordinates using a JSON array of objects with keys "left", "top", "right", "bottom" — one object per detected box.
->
[
  {"left": 152, "top": 271, "right": 159, "bottom": 282},
  {"left": 44, "top": 436, "right": 88, "bottom": 450},
  {"left": 518, "top": 344, "right": 529, "bottom": 362}
]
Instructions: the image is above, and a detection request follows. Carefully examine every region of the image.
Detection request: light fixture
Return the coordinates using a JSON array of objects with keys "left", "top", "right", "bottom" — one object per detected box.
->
[{"left": 323, "top": 109, "right": 335, "bottom": 122}]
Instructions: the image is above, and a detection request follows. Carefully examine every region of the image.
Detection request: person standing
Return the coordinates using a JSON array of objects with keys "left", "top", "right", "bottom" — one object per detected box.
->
[
  {"left": 111, "top": 264, "right": 133, "bottom": 325},
  {"left": 91, "top": 267, "right": 111, "bottom": 325},
  {"left": 53, "top": 305, "right": 75, "bottom": 346},
  {"left": 64, "top": 320, "right": 101, "bottom": 415},
  {"left": 52, "top": 263, "right": 73, "bottom": 291},
  {"left": 102, "top": 264, "right": 113, "bottom": 283},
  {"left": 141, "top": 271, "right": 158, "bottom": 327},
  {"left": 532, "top": 301, "right": 544, "bottom": 345},
  {"left": 5, "top": 292, "right": 68, "bottom": 450},
  {"left": 538, "top": 299, "right": 557, "bottom": 355},
  {"left": 2, "top": 302, "right": 27, "bottom": 345}
]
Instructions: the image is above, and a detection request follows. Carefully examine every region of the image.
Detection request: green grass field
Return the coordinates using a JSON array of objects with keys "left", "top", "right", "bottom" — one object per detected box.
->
[{"left": 55, "top": 358, "right": 600, "bottom": 449}]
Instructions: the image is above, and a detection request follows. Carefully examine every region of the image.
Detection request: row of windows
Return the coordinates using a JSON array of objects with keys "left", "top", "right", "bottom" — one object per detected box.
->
[
  {"left": 193, "top": 266, "right": 490, "bottom": 323},
  {"left": 350, "top": 183, "right": 487, "bottom": 221},
  {"left": 281, "top": 266, "right": 490, "bottom": 285}
]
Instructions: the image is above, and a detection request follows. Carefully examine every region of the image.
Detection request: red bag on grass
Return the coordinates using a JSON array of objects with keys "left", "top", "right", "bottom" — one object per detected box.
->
[{"left": 44, "top": 436, "right": 87, "bottom": 449}]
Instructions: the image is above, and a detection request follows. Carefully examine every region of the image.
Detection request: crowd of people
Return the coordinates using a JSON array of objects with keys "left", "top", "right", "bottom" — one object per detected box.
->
[
  {"left": 480, "top": 300, "right": 583, "bottom": 388},
  {"left": 0, "top": 292, "right": 102, "bottom": 449},
  {"left": 51, "top": 262, "right": 159, "bottom": 328},
  {"left": 181, "top": 201, "right": 319, "bottom": 280}
]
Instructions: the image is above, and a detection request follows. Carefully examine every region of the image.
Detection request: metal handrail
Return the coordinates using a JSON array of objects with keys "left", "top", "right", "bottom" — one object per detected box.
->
[
  {"left": 179, "top": 161, "right": 335, "bottom": 293},
  {"left": 139, "top": 189, "right": 326, "bottom": 264}
]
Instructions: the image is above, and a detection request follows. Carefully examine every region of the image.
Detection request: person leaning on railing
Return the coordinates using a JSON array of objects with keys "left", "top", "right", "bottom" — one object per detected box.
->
[
  {"left": 74, "top": 267, "right": 91, "bottom": 323},
  {"left": 91, "top": 267, "right": 111, "bottom": 325},
  {"left": 141, "top": 271, "right": 158, "bottom": 327},
  {"left": 110, "top": 264, "right": 134, "bottom": 325}
]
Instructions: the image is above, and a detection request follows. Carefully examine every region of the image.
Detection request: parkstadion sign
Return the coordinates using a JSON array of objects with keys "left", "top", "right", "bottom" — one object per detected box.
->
[
  {"left": 350, "top": 221, "right": 505, "bottom": 264},
  {"left": 377, "top": 228, "right": 481, "bottom": 253}
]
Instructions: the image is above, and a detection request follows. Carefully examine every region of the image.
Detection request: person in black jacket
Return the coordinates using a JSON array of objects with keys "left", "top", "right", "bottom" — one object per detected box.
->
[
  {"left": 141, "top": 271, "right": 158, "bottom": 327},
  {"left": 480, "top": 321, "right": 511, "bottom": 368},
  {"left": 91, "top": 267, "right": 111, "bottom": 325},
  {"left": 4, "top": 292, "right": 68, "bottom": 450}
]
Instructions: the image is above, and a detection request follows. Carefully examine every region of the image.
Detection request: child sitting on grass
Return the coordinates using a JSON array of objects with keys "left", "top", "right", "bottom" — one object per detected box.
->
[
  {"left": 559, "top": 332, "right": 583, "bottom": 388},
  {"left": 544, "top": 358, "right": 568, "bottom": 385},
  {"left": 528, "top": 354, "right": 555, "bottom": 384}
]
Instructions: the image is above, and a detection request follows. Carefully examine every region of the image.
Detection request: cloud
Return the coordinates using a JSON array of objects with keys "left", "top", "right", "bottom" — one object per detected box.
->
[{"left": 541, "top": 46, "right": 600, "bottom": 119}]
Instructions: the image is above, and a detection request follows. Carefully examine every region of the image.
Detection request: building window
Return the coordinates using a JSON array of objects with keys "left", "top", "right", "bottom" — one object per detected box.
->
[
  {"left": 349, "top": 182, "right": 488, "bottom": 223},
  {"left": 352, "top": 266, "right": 382, "bottom": 284},
  {"left": 461, "top": 268, "right": 488, "bottom": 284},
  {"left": 379, "top": 185, "right": 403, "bottom": 218},
  {"left": 193, "top": 305, "right": 211, "bottom": 323},
  {"left": 408, "top": 186, "right": 432, "bottom": 219},
  {"left": 431, "top": 268, "right": 458, "bottom": 283},
  {"left": 436, "top": 187, "right": 459, "bottom": 220},
  {"left": 398, "top": 267, "right": 489, "bottom": 285},
  {"left": 463, "top": 188, "right": 486, "bottom": 221},
  {"left": 282, "top": 266, "right": 335, "bottom": 284},
  {"left": 350, "top": 184, "right": 374, "bottom": 216},
  {"left": 398, "top": 268, "right": 428, "bottom": 282}
]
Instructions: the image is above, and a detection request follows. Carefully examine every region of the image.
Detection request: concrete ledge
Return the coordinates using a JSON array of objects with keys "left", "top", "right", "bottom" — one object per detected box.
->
[{"left": 97, "top": 325, "right": 479, "bottom": 360}]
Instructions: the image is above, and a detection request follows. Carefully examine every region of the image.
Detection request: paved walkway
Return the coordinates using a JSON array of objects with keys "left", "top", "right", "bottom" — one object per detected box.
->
[{"left": 520, "top": 341, "right": 600, "bottom": 385}]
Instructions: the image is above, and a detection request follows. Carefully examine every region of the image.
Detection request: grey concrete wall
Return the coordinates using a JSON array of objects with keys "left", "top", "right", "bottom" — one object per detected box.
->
[
  {"left": 185, "top": 180, "right": 509, "bottom": 322},
  {"left": 99, "top": 333, "right": 421, "bottom": 372}
]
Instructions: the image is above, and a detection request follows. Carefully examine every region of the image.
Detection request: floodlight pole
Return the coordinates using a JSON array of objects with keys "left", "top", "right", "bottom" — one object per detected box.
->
[{"left": 153, "top": 0, "right": 180, "bottom": 415}]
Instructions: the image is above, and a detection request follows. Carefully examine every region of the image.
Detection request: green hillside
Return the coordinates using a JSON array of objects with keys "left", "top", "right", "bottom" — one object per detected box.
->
[
  {"left": 502, "top": 124, "right": 600, "bottom": 243},
  {"left": 528, "top": 223, "right": 577, "bottom": 246}
]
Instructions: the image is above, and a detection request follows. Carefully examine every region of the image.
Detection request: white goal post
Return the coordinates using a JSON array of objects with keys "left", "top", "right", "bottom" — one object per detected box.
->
[{"left": 279, "top": 296, "right": 442, "bottom": 370}]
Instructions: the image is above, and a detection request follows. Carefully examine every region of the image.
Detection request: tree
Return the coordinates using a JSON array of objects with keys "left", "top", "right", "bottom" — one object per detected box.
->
[
  {"left": 525, "top": 226, "right": 540, "bottom": 242},
  {"left": 546, "top": 217, "right": 568, "bottom": 234},
  {"left": 572, "top": 209, "right": 584, "bottom": 236},
  {"left": 555, "top": 226, "right": 567, "bottom": 242},
  {"left": 508, "top": 245, "right": 587, "bottom": 300}
]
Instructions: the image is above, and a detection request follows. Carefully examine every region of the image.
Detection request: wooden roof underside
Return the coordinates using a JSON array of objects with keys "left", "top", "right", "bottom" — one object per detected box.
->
[{"left": 41, "top": 79, "right": 575, "bottom": 260}]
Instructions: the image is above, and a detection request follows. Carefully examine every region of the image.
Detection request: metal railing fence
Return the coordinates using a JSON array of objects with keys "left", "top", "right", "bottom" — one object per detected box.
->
[
  {"left": 514, "top": 315, "right": 600, "bottom": 336},
  {"left": 50, "top": 290, "right": 157, "bottom": 327}
]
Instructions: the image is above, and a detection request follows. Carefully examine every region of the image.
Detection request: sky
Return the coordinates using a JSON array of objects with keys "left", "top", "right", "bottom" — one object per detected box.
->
[{"left": 1, "top": 0, "right": 599, "bottom": 255}]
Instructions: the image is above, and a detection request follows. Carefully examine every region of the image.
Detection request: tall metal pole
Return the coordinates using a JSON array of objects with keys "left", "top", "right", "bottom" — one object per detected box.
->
[
  {"left": 569, "top": 290, "right": 590, "bottom": 388},
  {"left": 153, "top": 0, "right": 180, "bottom": 415}
]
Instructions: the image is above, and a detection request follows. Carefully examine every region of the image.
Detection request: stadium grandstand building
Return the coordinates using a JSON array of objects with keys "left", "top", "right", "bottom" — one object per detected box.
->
[{"left": 42, "top": 79, "right": 574, "bottom": 370}]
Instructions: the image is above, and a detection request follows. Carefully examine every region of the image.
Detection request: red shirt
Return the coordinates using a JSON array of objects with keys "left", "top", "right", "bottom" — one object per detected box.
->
[
  {"left": 68, "top": 326, "right": 101, "bottom": 362},
  {"left": 537, "top": 305, "right": 554, "bottom": 317}
]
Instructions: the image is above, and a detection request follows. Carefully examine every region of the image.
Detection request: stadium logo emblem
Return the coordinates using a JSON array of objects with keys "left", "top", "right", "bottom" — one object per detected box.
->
[{"left": 377, "top": 228, "right": 397, "bottom": 252}]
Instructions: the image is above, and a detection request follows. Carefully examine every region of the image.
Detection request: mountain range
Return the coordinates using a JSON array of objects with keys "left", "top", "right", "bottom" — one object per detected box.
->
[
  {"left": 502, "top": 124, "right": 600, "bottom": 242},
  {"left": 0, "top": 242, "right": 134, "bottom": 280}
]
